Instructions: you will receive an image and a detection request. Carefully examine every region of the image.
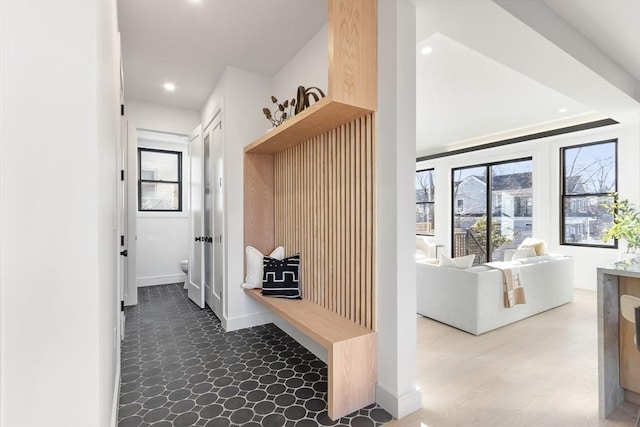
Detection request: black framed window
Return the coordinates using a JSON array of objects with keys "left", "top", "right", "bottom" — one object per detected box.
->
[
  {"left": 452, "top": 158, "right": 533, "bottom": 264},
  {"left": 561, "top": 140, "right": 617, "bottom": 247},
  {"left": 138, "top": 148, "right": 182, "bottom": 212},
  {"left": 416, "top": 169, "right": 435, "bottom": 235}
]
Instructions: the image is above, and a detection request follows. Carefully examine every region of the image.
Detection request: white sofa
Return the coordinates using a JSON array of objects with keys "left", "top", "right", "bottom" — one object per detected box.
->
[{"left": 416, "top": 254, "right": 574, "bottom": 335}]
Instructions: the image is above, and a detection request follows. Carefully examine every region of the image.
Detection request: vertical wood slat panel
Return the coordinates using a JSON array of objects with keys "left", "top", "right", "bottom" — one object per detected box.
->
[
  {"left": 368, "top": 115, "right": 374, "bottom": 330},
  {"left": 273, "top": 114, "right": 375, "bottom": 330},
  {"left": 338, "top": 126, "right": 344, "bottom": 316},
  {"left": 336, "top": 129, "right": 340, "bottom": 313}
]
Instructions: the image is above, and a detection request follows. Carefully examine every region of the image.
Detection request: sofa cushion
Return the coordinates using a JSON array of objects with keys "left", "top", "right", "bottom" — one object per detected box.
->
[
  {"left": 262, "top": 254, "right": 301, "bottom": 299},
  {"left": 512, "top": 247, "right": 537, "bottom": 260},
  {"left": 415, "top": 249, "right": 428, "bottom": 261},
  {"left": 516, "top": 254, "right": 564, "bottom": 264},
  {"left": 518, "top": 238, "right": 546, "bottom": 256},
  {"left": 416, "top": 236, "right": 438, "bottom": 259},
  {"left": 439, "top": 253, "right": 475, "bottom": 269},
  {"left": 243, "top": 245, "right": 285, "bottom": 289}
]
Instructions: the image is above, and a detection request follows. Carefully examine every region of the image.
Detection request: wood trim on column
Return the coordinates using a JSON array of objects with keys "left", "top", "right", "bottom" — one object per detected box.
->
[{"left": 329, "top": 0, "right": 377, "bottom": 110}]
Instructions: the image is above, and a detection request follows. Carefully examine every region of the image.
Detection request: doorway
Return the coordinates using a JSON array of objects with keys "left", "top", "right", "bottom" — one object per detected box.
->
[{"left": 124, "top": 124, "right": 190, "bottom": 307}]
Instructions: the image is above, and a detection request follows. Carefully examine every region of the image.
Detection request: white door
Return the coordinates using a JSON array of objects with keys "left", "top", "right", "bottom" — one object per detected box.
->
[
  {"left": 188, "top": 125, "right": 205, "bottom": 308},
  {"left": 117, "top": 110, "right": 128, "bottom": 337},
  {"left": 125, "top": 123, "right": 138, "bottom": 306},
  {"left": 211, "top": 121, "right": 224, "bottom": 314},
  {"left": 117, "top": 51, "right": 127, "bottom": 338},
  {"left": 203, "top": 129, "right": 213, "bottom": 308},
  {"left": 203, "top": 119, "right": 224, "bottom": 318}
]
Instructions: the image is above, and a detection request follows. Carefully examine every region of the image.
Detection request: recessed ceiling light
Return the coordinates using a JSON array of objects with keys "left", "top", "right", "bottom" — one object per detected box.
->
[
  {"left": 558, "top": 108, "right": 567, "bottom": 113},
  {"left": 420, "top": 46, "right": 433, "bottom": 55},
  {"left": 163, "top": 82, "right": 176, "bottom": 92}
]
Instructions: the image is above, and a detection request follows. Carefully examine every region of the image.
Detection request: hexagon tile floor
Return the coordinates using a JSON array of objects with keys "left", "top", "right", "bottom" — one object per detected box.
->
[{"left": 118, "top": 284, "right": 392, "bottom": 427}]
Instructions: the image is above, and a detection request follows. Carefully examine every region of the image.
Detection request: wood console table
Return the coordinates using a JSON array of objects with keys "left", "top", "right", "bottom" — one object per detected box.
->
[{"left": 597, "top": 258, "right": 640, "bottom": 418}]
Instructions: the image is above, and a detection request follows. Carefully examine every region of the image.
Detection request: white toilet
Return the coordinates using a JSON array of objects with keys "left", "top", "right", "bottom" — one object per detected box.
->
[{"left": 180, "top": 260, "right": 189, "bottom": 289}]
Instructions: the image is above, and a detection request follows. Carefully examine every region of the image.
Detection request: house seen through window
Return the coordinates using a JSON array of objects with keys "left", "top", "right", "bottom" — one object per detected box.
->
[
  {"left": 561, "top": 140, "right": 617, "bottom": 247},
  {"left": 452, "top": 158, "right": 533, "bottom": 264},
  {"left": 138, "top": 148, "right": 182, "bottom": 211},
  {"left": 416, "top": 169, "right": 435, "bottom": 235}
]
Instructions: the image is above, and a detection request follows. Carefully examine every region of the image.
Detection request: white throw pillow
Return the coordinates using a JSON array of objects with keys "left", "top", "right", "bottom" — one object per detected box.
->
[
  {"left": 416, "top": 236, "right": 437, "bottom": 259},
  {"left": 415, "top": 249, "right": 428, "bottom": 261},
  {"left": 439, "top": 253, "right": 475, "bottom": 269},
  {"left": 512, "top": 247, "right": 537, "bottom": 260},
  {"left": 518, "top": 238, "right": 546, "bottom": 256},
  {"left": 243, "top": 246, "right": 284, "bottom": 289}
]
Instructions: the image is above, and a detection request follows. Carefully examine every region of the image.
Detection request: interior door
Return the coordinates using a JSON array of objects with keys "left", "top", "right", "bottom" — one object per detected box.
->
[
  {"left": 117, "top": 51, "right": 127, "bottom": 338},
  {"left": 117, "top": 111, "right": 128, "bottom": 337},
  {"left": 210, "top": 120, "right": 224, "bottom": 317},
  {"left": 188, "top": 125, "right": 205, "bottom": 308},
  {"left": 203, "top": 129, "right": 213, "bottom": 308}
]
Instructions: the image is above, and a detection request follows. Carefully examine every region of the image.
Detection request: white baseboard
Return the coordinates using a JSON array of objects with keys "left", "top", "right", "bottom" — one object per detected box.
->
[
  {"left": 375, "top": 383, "right": 422, "bottom": 419},
  {"left": 223, "top": 311, "right": 273, "bottom": 332},
  {"left": 110, "top": 362, "right": 120, "bottom": 427},
  {"left": 137, "top": 274, "right": 185, "bottom": 287}
]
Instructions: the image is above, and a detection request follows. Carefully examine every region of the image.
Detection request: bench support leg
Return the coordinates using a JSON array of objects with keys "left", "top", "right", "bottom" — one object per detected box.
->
[{"left": 328, "top": 333, "right": 377, "bottom": 420}]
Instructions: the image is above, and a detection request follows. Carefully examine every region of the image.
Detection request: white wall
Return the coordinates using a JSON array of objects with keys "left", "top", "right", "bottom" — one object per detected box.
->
[
  {"left": 136, "top": 137, "right": 190, "bottom": 287},
  {"left": 96, "top": 1, "right": 121, "bottom": 425},
  {"left": 418, "top": 121, "right": 640, "bottom": 291},
  {"left": 376, "top": 0, "right": 422, "bottom": 419},
  {"left": 125, "top": 100, "right": 201, "bottom": 131},
  {"left": 270, "top": 23, "right": 329, "bottom": 113},
  {"left": 0, "top": 1, "right": 120, "bottom": 425}
]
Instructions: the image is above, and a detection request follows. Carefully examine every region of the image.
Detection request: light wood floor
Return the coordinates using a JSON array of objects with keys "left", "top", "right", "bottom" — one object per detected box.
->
[{"left": 390, "top": 289, "right": 639, "bottom": 427}]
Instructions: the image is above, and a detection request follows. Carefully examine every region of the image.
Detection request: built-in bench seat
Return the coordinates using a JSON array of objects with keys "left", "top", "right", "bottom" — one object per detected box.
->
[{"left": 244, "top": 288, "right": 377, "bottom": 420}]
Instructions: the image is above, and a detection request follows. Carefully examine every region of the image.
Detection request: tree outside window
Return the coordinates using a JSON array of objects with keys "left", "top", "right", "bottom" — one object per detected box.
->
[
  {"left": 416, "top": 169, "right": 435, "bottom": 235},
  {"left": 561, "top": 140, "right": 617, "bottom": 247},
  {"left": 452, "top": 158, "right": 533, "bottom": 264}
]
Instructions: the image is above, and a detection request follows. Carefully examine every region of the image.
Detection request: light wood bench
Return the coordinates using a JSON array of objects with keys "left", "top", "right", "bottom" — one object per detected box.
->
[{"left": 244, "top": 288, "right": 377, "bottom": 420}]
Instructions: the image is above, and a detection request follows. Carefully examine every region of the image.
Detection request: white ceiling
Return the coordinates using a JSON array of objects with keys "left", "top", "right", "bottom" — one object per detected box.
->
[
  {"left": 118, "top": 0, "right": 640, "bottom": 155},
  {"left": 543, "top": 0, "right": 640, "bottom": 82},
  {"left": 117, "top": 0, "right": 327, "bottom": 110},
  {"left": 416, "top": 32, "right": 596, "bottom": 154}
]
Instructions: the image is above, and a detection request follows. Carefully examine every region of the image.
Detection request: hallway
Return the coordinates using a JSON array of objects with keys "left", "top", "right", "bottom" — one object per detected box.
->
[{"left": 118, "top": 284, "right": 392, "bottom": 427}]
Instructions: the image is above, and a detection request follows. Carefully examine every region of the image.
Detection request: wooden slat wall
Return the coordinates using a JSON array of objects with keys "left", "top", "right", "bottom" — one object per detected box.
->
[{"left": 274, "top": 114, "right": 375, "bottom": 330}]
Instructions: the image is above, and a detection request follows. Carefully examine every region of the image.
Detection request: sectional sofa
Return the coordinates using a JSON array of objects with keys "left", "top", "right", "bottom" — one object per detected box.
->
[{"left": 416, "top": 254, "right": 574, "bottom": 335}]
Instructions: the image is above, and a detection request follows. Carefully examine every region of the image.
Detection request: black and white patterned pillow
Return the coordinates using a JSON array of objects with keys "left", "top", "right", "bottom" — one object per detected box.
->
[{"left": 261, "top": 254, "right": 301, "bottom": 299}]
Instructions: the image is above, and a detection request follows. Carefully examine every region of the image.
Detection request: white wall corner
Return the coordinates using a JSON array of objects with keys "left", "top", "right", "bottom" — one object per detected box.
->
[
  {"left": 223, "top": 310, "right": 272, "bottom": 332},
  {"left": 375, "top": 383, "right": 422, "bottom": 419}
]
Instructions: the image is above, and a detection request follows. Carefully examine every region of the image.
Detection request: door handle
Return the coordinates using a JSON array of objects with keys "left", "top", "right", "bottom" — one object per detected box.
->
[{"left": 120, "top": 249, "right": 128, "bottom": 257}]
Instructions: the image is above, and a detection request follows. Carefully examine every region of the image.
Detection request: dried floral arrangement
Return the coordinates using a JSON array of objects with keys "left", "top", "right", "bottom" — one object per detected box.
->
[
  {"left": 262, "top": 96, "right": 296, "bottom": 128},
  {"left": 294, "top": 86, "right": 325, "bottom": 115},
  {"left": 262, "top": 86, "right": 326, "bottom": 128}
]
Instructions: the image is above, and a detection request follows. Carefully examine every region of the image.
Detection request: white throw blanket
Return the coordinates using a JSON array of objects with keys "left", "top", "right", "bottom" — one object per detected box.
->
[{"left": 485, "top": 262, "right": 527, "bottom": 308}]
